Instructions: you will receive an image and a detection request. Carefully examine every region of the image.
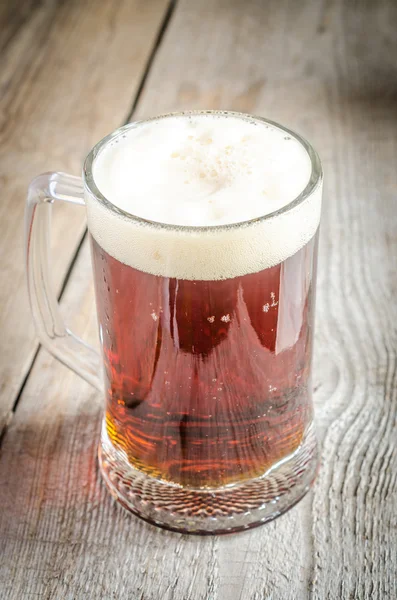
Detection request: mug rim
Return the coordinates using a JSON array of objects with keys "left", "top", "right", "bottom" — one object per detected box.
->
[{"left": 83, "top": 110, "right": 323, "bottom": 233}]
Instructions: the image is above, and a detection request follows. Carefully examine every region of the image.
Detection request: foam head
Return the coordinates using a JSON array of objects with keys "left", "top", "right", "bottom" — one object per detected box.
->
[{"left": 85, "top": 112, "right": 322, "bottom": 280}]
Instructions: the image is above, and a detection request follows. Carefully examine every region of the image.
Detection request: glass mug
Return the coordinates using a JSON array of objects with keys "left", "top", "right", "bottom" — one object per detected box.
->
[{"left": 25, "top": 111, "right": 322, "bottom": 534}]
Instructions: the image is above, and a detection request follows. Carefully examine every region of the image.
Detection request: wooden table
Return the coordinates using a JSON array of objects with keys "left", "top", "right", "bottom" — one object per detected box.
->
[{"left": 1, "top": 0, "right": 396, "bottom": 598}]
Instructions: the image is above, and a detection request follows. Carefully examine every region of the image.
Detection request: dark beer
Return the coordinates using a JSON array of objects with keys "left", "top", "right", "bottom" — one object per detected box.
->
[{"left": 91, "top": 231, "right": 318, "bottom": 488}]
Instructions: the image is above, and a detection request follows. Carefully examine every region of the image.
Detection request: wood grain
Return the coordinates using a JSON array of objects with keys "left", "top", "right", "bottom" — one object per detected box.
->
[
  {"left": 0, "top": 0, "right": 170, "bottom": 432},
  {"left": 1, "top": 0, "right": 397, "bottom": 598}
]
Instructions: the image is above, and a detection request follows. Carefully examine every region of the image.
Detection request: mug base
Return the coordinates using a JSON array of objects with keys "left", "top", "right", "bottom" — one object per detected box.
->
[{"left": 98, "top": 424, "right": 318, "bottom": 535}]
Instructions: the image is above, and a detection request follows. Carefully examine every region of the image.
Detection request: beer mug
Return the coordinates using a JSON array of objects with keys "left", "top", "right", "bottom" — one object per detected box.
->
[{"left": 25, "top": 111, "right": 323, "bottom": 534}]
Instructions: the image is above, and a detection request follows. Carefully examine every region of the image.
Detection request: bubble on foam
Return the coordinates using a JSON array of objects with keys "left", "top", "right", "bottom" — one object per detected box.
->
[{"left": 86, "top": 112, "right": 322, "bottom": 280}]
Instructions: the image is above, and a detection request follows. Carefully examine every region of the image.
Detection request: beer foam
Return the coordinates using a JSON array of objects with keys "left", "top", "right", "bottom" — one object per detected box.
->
[{"left": 86, "top": 112, "right": 322, "bottom": 280}]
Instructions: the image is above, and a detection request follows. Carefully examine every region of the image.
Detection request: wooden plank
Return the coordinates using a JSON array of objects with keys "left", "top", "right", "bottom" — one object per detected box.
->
[
  {"left": 0, "top": 0, "right": 170, "bottom": 432},
  {"left": 1, "top": 0, "right": 397, "bottom": 598}
]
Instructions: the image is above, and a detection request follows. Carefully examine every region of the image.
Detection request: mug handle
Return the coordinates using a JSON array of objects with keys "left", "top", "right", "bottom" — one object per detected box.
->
[{"left": 25, "top": 172, "right": 103, "bottom": 392}]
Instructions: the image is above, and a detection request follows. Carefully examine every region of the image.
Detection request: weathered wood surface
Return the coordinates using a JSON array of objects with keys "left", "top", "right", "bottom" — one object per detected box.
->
[
  {"left": 0, "top": 0, "right": 170, "bottom": 432},
  {"left": 1, "top": 0, "right": 397, "bottom": 598}
]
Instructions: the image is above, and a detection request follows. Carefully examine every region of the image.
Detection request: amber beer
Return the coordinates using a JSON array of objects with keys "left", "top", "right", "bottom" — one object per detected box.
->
[
  {"left": 91, "top": 230, "right": 318, "bottom": 488},
  {"left": 26, "top": 110, "right": 322, "bottom": 531},
  {"left": 83, "top": 111, "right": 322, "bottom": 531}
]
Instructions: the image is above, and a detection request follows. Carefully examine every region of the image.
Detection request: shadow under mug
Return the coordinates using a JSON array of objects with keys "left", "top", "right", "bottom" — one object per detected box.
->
[{"left": 25, "top": 111, "right": 323, "bottom": 534}]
